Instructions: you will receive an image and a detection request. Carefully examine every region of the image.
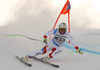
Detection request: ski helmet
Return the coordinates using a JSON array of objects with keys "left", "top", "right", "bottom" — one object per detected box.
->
[{"left": 59, "top": 22, "right": 67, "bottom": 30}]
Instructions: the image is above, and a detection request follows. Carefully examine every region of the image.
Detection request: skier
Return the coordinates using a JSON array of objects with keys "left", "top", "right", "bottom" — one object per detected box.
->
[{"left": 21, "top": 22, "right": 83, "bottom": 62}]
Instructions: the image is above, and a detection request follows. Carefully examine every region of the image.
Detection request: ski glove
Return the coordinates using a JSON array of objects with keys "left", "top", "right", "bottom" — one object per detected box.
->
[
  {"left": 43, "top": 38, "right": 47, "bottom": 44},
  {"left": 77, "top": 49, "right": 83, "bottom": 54},
  {"left": 43, "top": 35, "right": 48, "bottom": 44},
  {"left": 75, "top": 46, "right": 83, "bottom": 54}
]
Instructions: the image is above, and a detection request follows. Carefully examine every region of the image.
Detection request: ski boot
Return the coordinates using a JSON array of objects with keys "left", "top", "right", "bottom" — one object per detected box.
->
[
  {"left": 21, "top": 55, "right": 30, "bottom": 62},
  {"left": 41, "top": 55, "right": 50, "bottom": 62}
]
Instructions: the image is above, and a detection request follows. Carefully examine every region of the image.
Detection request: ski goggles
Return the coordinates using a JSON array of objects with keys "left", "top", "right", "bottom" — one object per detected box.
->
[{"left": 59, "top": 28, "right": 66, "bottom": 31}]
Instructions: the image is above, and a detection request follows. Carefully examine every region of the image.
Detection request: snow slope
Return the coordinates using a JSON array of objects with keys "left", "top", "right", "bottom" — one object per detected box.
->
[{"left": 0, "top": 29, "right": 100, "bottom": 70}]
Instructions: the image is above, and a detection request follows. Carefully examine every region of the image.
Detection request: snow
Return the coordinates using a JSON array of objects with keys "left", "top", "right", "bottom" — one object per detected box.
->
[
  {"left": 0, "top": 29, "right": 100, "bottom": 70},
  {"left": 0, "top": 0, "right": 100, "bottom": 70}
]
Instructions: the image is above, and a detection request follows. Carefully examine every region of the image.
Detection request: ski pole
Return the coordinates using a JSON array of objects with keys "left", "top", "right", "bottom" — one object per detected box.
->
[
  {"left": 3, "top": 34, "right": 43, "bottom": 42},
  {"left": 71, "top": 50, "right": 83, "bottom": 55},
  {"left": 71, "top": 51, "right": 78, "bottom": 54}
]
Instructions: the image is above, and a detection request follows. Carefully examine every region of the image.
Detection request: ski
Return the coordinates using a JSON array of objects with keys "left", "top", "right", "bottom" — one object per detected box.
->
[
  {"left": 16, "top": 55, "right": 32, "bottom": 67},
  {"left": 32, "top": 57, "right": 59, "bottom": 68}
]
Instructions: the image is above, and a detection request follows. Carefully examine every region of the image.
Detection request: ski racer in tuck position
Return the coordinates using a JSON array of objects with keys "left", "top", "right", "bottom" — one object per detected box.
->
[{"left": 21, "top": 22, "right": 83, "bottom": 62}]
